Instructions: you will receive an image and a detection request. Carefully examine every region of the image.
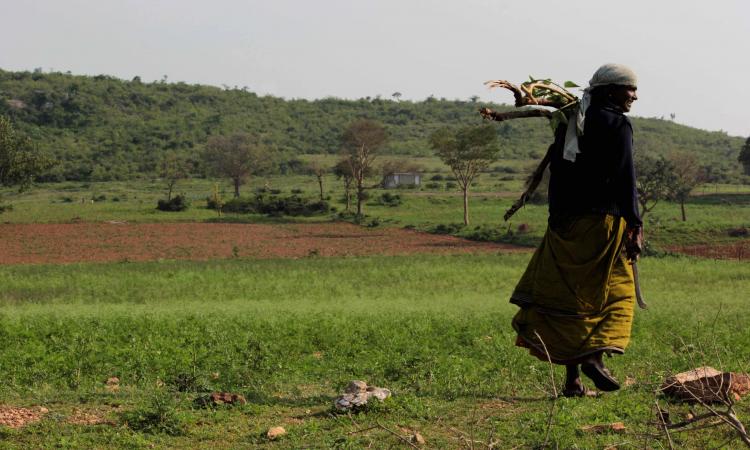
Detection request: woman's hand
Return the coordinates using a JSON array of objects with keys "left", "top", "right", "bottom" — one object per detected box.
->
[{"left": 625, "top": 226, "right": 644, "bottom": 262}]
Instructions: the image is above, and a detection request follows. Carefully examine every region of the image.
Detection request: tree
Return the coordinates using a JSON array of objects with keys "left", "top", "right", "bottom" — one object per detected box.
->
[
  {"left": 203, "top": 133, "right": 270, "bottom": 197},
  {"left": 159, "top": 151, "right": 189, "bottom": 200},
  {"left": 739, "top": 137, "right": 750, "bottom": 176},
  {"left": 340, "top": 119, "right": 387, "bottom": 216},
  {"left": 430, "top": 125, "right": 499, "bottom": 225},
  {"left": 391, "top": 92, "right": 402, "bottom": 102},
  {"left": 333, "top": 159, "right": 354, "bottom": 212},
  {"left": 667, "top": 151, "right": 704, "bottom": 221},
  {"left": 306, "top": 161, "right": 327, "bottom": 201},
  {"left": 634, "top": 154, "right": 676, "bottom": 219},
  {"left": 0, "top": 115, "right": 52, "bottom": 192}
]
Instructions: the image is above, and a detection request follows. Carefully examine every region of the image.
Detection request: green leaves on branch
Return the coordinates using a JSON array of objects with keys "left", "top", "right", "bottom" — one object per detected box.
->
[{"left": 0, "top": 115, "right": 54, "bottom": 191}]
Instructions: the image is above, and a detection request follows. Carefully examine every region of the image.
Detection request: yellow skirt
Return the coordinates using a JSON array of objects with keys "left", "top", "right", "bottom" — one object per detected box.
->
[{"left": 511, "top": 214, "right": 635, "bottom": 364}]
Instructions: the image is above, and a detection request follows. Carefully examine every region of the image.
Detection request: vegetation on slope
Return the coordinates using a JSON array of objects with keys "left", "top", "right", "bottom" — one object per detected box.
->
[{"left": 0, "top": 68, "right": 745, "bottom": 182}]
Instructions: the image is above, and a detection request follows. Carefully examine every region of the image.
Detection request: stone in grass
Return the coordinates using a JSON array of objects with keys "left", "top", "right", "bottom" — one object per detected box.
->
[
  {"left": 334, "top": 380, "right": 391, "bottom": 412},
  {"left": 660, "top": 366, "right": 750, "bottom": 403},
  {"left": 579, "top": 422, "right": 626, "bottom": 434},
  {"left": 193, "top": 392, "right": 247, "bottom": 408},
  {"left": 412, "top": 431, "right": 426, "bottom": 445},
  {"left": 267, "top": 426, "right": 286, "bottom": 440}
]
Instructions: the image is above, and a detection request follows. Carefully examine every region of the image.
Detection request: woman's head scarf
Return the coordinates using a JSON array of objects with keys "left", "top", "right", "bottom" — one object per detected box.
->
[{"left": 563, "top": 63, "right": 638, "bottom": 162}]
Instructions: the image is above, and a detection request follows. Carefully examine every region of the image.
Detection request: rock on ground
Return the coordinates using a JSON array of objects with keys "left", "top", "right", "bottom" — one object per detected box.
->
[
  {"left": 334, "top": 380, "right": 391, "bottom": 411},
  {"left": 661, "top": 366, "right": 750, "bottom": 403}
]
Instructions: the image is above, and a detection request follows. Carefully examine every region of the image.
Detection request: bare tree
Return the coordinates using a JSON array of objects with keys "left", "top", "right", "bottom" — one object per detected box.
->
[
  {"left": 203, "top": 133, "right": 270, "bottom": 197},
  {"left": 306, "top": 161, "right": 327, "bottom": 201},
  {"left": 430, "top": 125, "right": 499, "bottom": 225},
  {"left": 159, "top": 151, "right": 189, "bottom": 200},
  {"left": 333, "top": 159, "right": 354, "bottom": 212},
  {"left": 667, "top": 151, "right": 705, "bottom": 221},
  {"left": 340, "top": 119, "right": 387, "bottom": 216}
]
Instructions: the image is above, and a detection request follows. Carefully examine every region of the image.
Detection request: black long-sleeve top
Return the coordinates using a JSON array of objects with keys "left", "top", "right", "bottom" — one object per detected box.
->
[{"left": 547, "top": 102, "right": 642, "bottom": 228}]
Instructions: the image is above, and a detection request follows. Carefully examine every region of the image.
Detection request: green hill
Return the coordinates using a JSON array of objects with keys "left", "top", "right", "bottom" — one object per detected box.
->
[{"left": 0, "top": 68, "right": 744, "bottom": 182}]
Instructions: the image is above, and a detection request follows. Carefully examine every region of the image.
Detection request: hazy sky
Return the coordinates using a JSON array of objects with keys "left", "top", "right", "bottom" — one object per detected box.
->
[{"left": 2, "top": 0, "right": 748, "bottom": 137}]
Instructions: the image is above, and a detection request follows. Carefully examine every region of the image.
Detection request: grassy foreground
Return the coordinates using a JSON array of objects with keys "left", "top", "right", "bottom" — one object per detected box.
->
[{"left": 1, "top": 254, "right": 749, "bottom": 448}]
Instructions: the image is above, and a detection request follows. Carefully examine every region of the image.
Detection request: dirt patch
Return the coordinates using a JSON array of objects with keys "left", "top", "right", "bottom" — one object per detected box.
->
[
  {"left": 66, "top": 409, "right": 111, "bottom": 426},
  {"left": 667, "top": 240, "right": 750, "bottom": 261},
  {"left": 0, "top": 222, "right": 528, "bottom": 265},
  {"left": 0, "top": 406, "right": 47, "bottom": 428}
]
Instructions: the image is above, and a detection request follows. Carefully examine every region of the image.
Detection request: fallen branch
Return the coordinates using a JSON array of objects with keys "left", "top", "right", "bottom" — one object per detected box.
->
[{"left": 376, "top": 421, "right": 420, "bottom": 449}]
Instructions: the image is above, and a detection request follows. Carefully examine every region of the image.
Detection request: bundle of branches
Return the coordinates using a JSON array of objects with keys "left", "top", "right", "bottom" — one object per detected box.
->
[{"left": 480, "top": 78, "right": 579, "bottom": 221}]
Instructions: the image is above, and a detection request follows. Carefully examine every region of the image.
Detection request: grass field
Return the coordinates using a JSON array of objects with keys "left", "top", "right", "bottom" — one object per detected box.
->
[
  {"left": 1, "top": 173, "right": 749, "bottom": 448},
  {"left": 0, "top": 254, "right": 749, "bottom": 448}
]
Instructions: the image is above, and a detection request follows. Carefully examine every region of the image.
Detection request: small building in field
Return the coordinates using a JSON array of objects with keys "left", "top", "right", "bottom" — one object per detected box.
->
[{"left": 383, "top": 172, "right": 421, "bottom": 189}]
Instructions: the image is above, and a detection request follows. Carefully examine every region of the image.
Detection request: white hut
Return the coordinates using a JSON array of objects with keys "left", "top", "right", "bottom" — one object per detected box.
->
[{"left": 383, "top": 172, "right": 421, "bottom": 189}]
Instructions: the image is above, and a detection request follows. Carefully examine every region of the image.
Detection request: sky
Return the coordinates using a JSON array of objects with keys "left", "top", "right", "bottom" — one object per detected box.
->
[{"left": 1, "top": 0, "right": 748, "bottom": 137}]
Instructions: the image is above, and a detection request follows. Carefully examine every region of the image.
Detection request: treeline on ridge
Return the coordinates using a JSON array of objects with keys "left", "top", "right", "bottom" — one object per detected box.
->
[{"left": 0, "top": 68, "right": 744, "bottom": 182}]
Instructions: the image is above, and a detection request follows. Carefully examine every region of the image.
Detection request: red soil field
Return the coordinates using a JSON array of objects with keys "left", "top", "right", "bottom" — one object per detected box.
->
[
  {"left": 0, "top": 222, "right": 529, "bottom": 265},
  {"left": 666, "top": 241, "right": 750, "bottom": 261}
]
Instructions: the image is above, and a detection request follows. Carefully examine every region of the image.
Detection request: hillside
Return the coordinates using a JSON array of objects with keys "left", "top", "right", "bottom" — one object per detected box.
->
[{"left": 0, "top": 68, "right": 744, "bottom": 182}]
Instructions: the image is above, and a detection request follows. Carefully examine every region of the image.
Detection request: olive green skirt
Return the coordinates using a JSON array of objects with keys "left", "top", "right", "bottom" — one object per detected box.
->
[{"left": 510, "top": 214, "right": 635, "bottom": 364}]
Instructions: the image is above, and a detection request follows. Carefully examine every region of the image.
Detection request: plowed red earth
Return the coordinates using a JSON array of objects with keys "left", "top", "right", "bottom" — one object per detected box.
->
[
  {"left": 667, "top": 241, "right": 750, "bottom": 261},
  {"left": 0, "top": 222, "right": 529, "bottom": 265}
]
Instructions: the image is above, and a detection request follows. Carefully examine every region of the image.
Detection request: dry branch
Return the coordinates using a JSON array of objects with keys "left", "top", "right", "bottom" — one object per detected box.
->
[
  {"left": 479, "top": 107, "right": 552, "bottom": 122},
  {"left": 484, "top": 79, "right": 575, "bottom": 109},
  {"left": 480, "top": 77, "right": 578, "bottom": 221}
]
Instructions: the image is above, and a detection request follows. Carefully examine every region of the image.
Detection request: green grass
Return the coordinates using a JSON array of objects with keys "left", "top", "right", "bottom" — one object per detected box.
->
[{"left": 1, "top": 254, "right": 749, "bottom": 448}]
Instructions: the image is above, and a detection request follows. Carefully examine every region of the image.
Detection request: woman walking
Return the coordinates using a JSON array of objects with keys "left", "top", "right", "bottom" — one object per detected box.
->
[{"left": 510, "top": 64, "right": 644, "bottom": 397}]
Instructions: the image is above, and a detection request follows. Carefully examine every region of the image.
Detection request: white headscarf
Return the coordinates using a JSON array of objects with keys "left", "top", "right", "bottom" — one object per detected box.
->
[{"left": 562, "top": 63, "right": 638, "bottom": 162}]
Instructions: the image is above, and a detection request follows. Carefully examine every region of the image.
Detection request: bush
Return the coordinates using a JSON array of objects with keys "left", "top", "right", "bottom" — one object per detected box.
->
[
  {"left": 220, "top": 195, "right": 330, "bottom": 216},
  {"left": 121, "top": 395, "right": 185, "bottom": 435},
  {"left": 221, "top": 197, "right": 256, "bottom": 213},
  {"left": 377, "top": 192, "right": 402, "bottom": 207},
  {"left": 257, "top": 195, "right": 330, "bottom": 216},
  {"left": 430, "top": 223, "right": 464, "bottom": 234},
  {"left": 445, "top": 181, "right": 458, "bottom": 190},
  {"left": 157, "top": 195, "right": 189, "bottom": 212},
  {"left": 425, "top": 182, "right": 442, "bottom": 190},
  {"left": 430, "top": 174, "right": 444, "bottom": 181},
  {"left": 290, "top": 188, "right": 304, "bottom": 194}
]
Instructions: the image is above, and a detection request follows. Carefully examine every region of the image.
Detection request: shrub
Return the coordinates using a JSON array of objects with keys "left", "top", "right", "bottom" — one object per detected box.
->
[
  {"left": 431, "top": 223, "right": 464, "bottom": 234},
  {"left": 220, "top": 195, "right": 330, "bottom": 216},
  {"left": 121, "top": 394, "right": 185, "bottom": 435},
  {"left": 445, "top": 181, "right": 458, "bottom": 190},
  {"left": 257, "top": 195, "right": 330, "bottom": 216},
  {"left": 157, "top": 195, "right": 190, "bottom": 212},
  {"left": 377, "top": 192, "right": 402, "bottom": 207},
  {"left": 221, "top": 197, "right": 256, "bottom": 213},
  {"left": 425, "top": 182, "right": 442, "bottom": 190},
  {"left": 430, "top": 174, "right": 444, "bottom": 181},
  {"left": 290, "top": 188, "right": 304, "bottom": 194}
]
